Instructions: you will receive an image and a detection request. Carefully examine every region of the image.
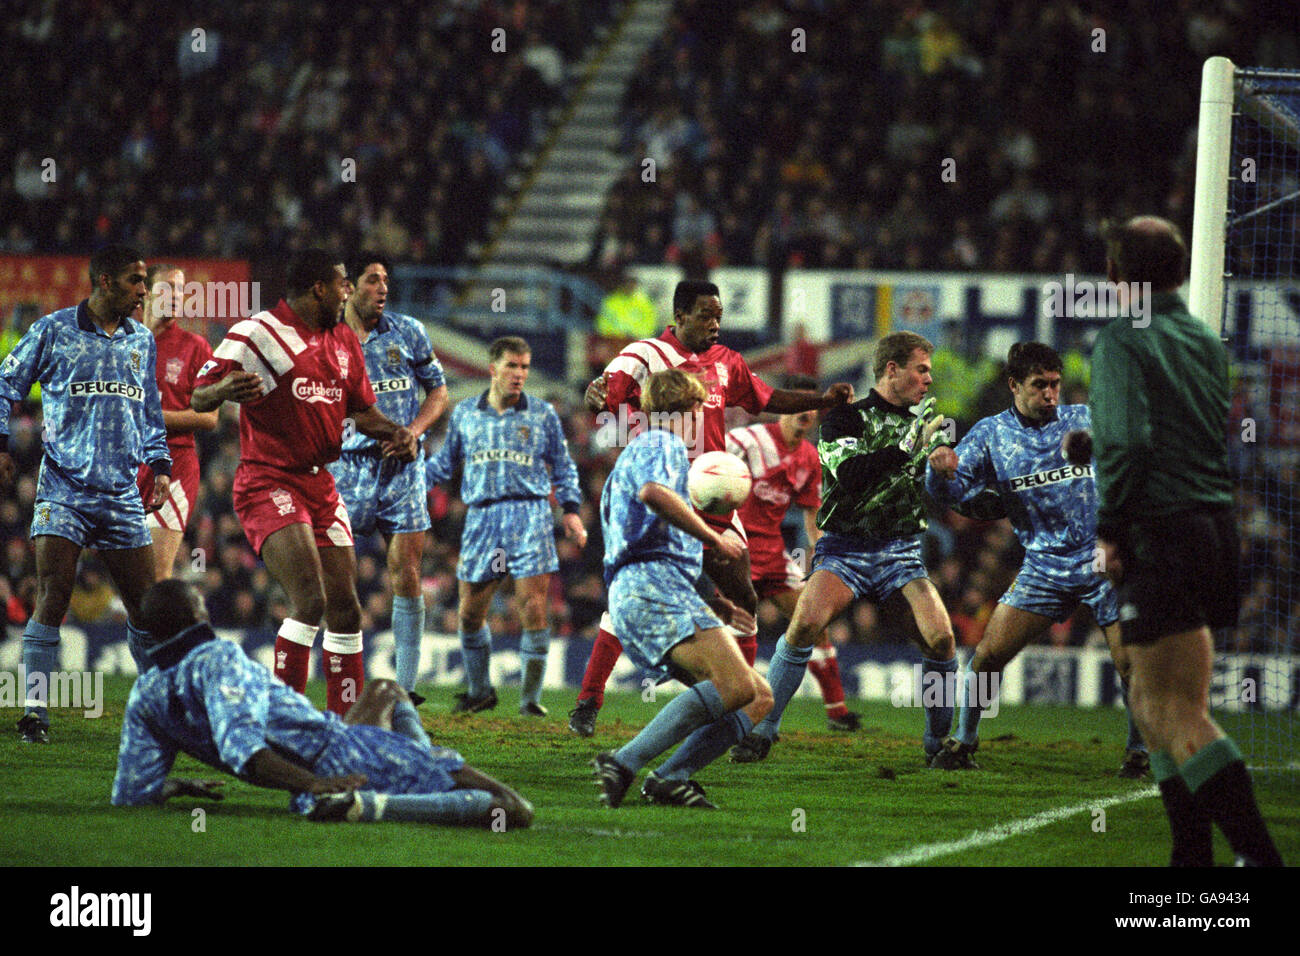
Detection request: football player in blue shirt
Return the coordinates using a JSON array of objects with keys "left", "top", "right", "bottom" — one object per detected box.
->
[
  {"left": 329, "top": 255, "right": 448, "bottom": 698},
  {"left": 112, "top": 578, "right": 533, "bottom": 827},
  {"left": 925, "top": 342, "right": 1146, "bottom": 775},
  {"left": 592, "top": 369, "right": 772, "bottom": 809},
  {"left": 0, "top": 245, "right": 172, "bottom": 744},
  {"left": 426, "top": 336, "right": 587, "bottom": 716}
]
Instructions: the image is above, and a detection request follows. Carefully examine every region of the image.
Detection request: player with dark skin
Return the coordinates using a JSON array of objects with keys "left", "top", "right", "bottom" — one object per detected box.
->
[
  {"left": 584, "top": 291, "right": 853, "bottom": 616},
  {"left": 129, "top": 582, "right": 533, "bottom": 828},
  {"left": 0, "top": 258, "right": 170, "bottom": 642},
  {"left": 191, "top": 263, "right": 418, "bottom": 643}
]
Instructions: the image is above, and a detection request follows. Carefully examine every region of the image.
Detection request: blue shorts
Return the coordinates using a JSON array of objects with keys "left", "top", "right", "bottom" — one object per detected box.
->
[
  {"left": 31, "top": 462, "right": 150, "bottom": 550},
  {"left": 1001, "top": 559, "right": 1119, "bottom": 627},
  {"left": 811, "top": 532, "right": 928, "bottom": 603},
  {"left": 329, "top": 451, "right": 430, "bottom": 537},
  {"left": 610, "top": 561, "right": 723, "bottom": 684},
  {"left": 292, "top": 724, "right": 465, "bottom": 814},
  {"left": 457, "top": 498, "right": 559, "bottom": 583}
]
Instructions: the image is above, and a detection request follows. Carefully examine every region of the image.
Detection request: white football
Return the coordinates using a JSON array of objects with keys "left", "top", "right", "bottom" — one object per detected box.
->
[{"left": 688, "top": 451, "right": 752, "bottom": 515}]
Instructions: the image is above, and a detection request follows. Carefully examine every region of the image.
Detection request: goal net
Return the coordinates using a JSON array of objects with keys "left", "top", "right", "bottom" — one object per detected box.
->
[{"left": 1193, "top": 57, "right": 1300, "bottom": 779}]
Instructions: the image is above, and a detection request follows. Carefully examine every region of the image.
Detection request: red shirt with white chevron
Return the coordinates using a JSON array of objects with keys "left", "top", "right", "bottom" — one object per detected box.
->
[
  {"left": 194, "top": 300, "right": 375, "bottom": 470},
  {"left": 727, "top": 421, "right": 821, "bottom": 561},
  {"left": 603, "top": 326, "right": 774, "bottom": 457}
]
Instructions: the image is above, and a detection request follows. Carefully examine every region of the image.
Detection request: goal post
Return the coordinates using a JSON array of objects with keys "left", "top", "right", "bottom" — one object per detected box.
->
[{"left": 1192, "top": 58, "right": 1300, "bottom": 778}]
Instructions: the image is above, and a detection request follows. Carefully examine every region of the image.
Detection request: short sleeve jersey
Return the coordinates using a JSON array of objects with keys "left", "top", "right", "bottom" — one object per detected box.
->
[
  {"left": 601, "top": 428, "right": 700, "bottom": 585},
  {"left": 153, "top": 321, "right": 213, "bottom": 454},
  {"left": 602, "top": 327, "right": 774, "bottom": 458},
  {"left": 726, "top": 421, "right": 821, "bottom": 542},
  {"left": 341, "top": 311, "right": 445, "bottom": 453},
  {"left": 194, "top": 301, "right": 375, "bottom": 470}
]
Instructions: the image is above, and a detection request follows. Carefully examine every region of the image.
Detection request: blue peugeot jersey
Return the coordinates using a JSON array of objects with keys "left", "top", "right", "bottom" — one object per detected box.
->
[
  {"left": 341, "top": 311, "right": 445, "bottom": 452},
  {"left": 601, "top": 427, "right": 702, "bottom": 586},
  {"left": 926, "top": 404, "right": 1099, "bottom": 567},
  {"left": 0, "top": 301, "right": 170, "bottom": 495},
  {"left": 112, "top": 630, "right": 343, "bottom": 805},
  {"left": 426, "top": 391, "right": 581, "bottom": 511}
]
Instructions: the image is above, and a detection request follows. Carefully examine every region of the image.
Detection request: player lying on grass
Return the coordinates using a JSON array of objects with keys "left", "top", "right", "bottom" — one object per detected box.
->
[
  {"left": 592, "top": 369, "right": 773, "bottom": 809},
  {"left": 729, "top": 332, "right": 960, "bottom": 766},
  {"left": 111, "top": 579, "right": 533, "bottom": 828},
  {"left": 725, "top": 376, "right": 861, "bottom": 742},
  {"left": 924, "top": 341, "right": 1147, "bottom": 775}
]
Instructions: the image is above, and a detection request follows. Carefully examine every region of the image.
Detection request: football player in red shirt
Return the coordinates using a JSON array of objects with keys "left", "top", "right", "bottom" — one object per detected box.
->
[
  {"left": 192, "top": 250, "right": 417, "bottom": 715},
  {"left": 135, "top": 265, "right": 217, "bottom": 581},
  {"left": 568, "top": 280, "right": 852, "bottom": 736}
]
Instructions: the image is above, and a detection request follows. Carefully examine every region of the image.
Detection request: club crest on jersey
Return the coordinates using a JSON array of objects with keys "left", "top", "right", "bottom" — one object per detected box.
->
[
  {"left": 517, "top": 425, "right": 531, "bottom": 441},
  {"left": 130, "top": 350, "right": 141, "bottom": 372},
  {"left": 164, "top": 357, "right": 184, "bottom": 385},
  {"left": 270, "top": 488, "right": 294, "bottom": 516},
  {"left": 336, "top": 348, "right": 349, "bottom": 379},
  {"left": 714, "top": 362, "right": 729, "bottom": 389},
  {"left": 386, "top": 347, "right": 401, "bottom": 366}
]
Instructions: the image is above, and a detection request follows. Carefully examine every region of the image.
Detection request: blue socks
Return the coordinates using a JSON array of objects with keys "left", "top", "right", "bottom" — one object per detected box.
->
[
  {"left": 520, "top": 628, "right": 551, "bottom": 707},
  {"left": 391, "top": 595, "right": 424, "bottom": 692},
  {"left": 955, "top": 667, "right": 984, "bottom": 747},
  {"left": 655, "top": 711, "right": 754, "bottom": 781},
  {"left": 126, "top": 621, "right": 153, "bottom": 674},
  {"left": 753, "top": 636, "right": 812, "bottom": 740},
  {"left": 459, "top": 624, "right": 492, "bottom": 698},
  {"left": 1121, "top": 680, "right": 1146, "bottom": 753},
  {"left": 922, "top": 656, "right": 958, "bottom": 756},
  {"left": 614, "top": 680, "right": 727, "bottom": 774},
  {"left": 358, "top": 788, "right": 495, "bottom": 824},
  {"left": 22, "top": 620, "right": 60, "bottom": 724},
  {"left": 391, "top": 699, "right": 432, "bottom": 749}
]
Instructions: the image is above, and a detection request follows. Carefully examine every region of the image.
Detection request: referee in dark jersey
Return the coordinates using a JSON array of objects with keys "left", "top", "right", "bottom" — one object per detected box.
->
[{"left": 1091, "top": 216, "right": 1282, "bottom": 867}]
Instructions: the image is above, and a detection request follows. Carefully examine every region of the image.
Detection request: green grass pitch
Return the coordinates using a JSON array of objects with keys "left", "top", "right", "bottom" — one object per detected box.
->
[{"left": 3, "top": 677, "right": 1297, "bottom": 867}]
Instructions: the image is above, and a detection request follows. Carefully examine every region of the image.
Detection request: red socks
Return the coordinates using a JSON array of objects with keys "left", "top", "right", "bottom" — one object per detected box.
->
[
  {"left": 323, "top": 631, "right": 365, "bottom": 716},
  {"left": 808, "top": 644, "right": 847, "bottom": 718},
  {"left": 274, "top": 619, "right": 318, "bottom": 694},
  {"left": 578, "top": 620, "right": 624, "bottom": 709}
]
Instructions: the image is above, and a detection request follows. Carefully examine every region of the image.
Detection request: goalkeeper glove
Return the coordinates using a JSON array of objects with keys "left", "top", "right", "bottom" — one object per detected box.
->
[{"left": 897, "top": 397, "right": 948, "bottom": 458}]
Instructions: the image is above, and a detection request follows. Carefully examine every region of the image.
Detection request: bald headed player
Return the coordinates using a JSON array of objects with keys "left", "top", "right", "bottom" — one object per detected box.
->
[{"left": 1090, "top": 216, "right": 1281, "bottom": 866}]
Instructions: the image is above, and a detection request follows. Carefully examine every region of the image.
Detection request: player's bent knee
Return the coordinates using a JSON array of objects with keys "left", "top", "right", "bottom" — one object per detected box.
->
[{"left": 928, "top": 631, "right": 956, "bottom": 660}]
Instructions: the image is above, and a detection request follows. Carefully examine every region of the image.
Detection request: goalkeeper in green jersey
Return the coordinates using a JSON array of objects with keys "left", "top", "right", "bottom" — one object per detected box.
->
[{"left": 731, "top": 331, "right": 958, "bottom": 765}]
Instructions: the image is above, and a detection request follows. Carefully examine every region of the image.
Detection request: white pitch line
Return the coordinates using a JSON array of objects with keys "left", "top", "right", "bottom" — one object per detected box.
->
[{"left": 853, "top": 786, "right": 1159, "bottom": 867}]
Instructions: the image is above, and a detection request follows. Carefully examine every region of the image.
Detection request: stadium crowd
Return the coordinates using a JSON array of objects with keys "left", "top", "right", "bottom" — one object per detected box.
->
[
  {"left": 1, "top": 0, "right": 615, "bottom": 264},
  {"left": 594, "top": 0, "right": 1293, "bottom": 275}
]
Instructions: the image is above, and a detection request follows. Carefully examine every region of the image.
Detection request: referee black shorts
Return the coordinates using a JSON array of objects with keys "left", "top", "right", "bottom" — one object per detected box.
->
[{"left": 1117, "top": 507, "right": 1240, "bottom": 646}]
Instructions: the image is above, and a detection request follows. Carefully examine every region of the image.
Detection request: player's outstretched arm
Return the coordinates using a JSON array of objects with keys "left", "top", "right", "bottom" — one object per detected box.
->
[
  {"left": 351, "top": 405, "right": 418, "bottom": 461},
  {"left": 638, "top": 482, "right": 743, "bottom": 560},
  {"left": 763, "top": 382, "right": 854, "bottom": 414}
]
